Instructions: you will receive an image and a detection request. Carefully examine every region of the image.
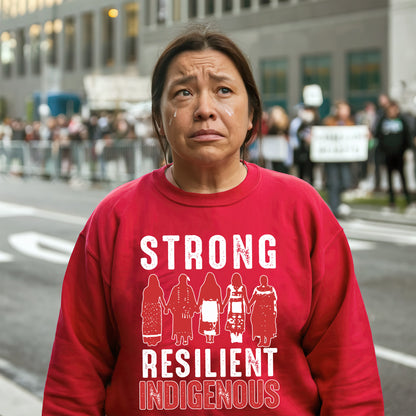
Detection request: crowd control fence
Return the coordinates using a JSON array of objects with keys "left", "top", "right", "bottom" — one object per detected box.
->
[{"left": 0, "top": 138, "right": 162, "bottom": 184}]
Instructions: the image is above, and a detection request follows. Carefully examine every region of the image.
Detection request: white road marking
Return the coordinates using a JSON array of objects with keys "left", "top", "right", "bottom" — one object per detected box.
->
[
  {"left": 8, "top": 232, "right": 73, "bottom": 264},
  {"left": 341, "top": 219, "right": 416, "bottom": 245},
  {"left": 0, "top": 201, "right": 86, "bottom": 225},
  {"left": 375, "top": 345, "right": 416, "bottom": 369},
  {"left": 347, "top": 239, "right": 376, "bottom": 251},
  {"left": 0, "top": 250, "right": 13, "bottom": 263}
]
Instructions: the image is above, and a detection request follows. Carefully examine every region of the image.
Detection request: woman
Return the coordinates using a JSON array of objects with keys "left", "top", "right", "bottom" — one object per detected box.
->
[
  {"left": 141, "top": 274, "right": 167, "bottom": 346},
  {"left": 249, "top": 275, "right": 277, "bottom": 347},
  {"left": 222, "top": 272, "right": 250, "bottom": 343},
  {"left": 43, "top": 27, "right": 383, "bottom": 415},
  {"left": 197, "top": 272, "right": 222, "bottom": 343},
  {"left": 166, "top": 273, "right": 198, "bottom": 346}
]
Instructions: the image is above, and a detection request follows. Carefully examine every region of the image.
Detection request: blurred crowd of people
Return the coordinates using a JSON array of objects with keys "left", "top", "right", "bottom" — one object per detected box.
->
[
  {"left": 250, "top": 94, "right": 416, "bottom": 216},
  {"left": 1, "top": 94, "right": 416, "bottom": 215}
]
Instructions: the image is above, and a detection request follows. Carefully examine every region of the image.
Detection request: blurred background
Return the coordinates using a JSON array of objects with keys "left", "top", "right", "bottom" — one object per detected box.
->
[{"left": 1, "top": 1, "right": 416, "bottom": 415}]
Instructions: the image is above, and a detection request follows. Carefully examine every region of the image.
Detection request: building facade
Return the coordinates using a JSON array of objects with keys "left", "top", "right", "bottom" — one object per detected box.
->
[{"left": 0, "top": 0, "right": 415, "bottom": 119}]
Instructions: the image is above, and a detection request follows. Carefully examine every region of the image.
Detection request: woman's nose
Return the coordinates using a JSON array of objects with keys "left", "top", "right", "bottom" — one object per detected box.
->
[{"left": 193, "top": 92, "right": 216, "bottom": 120}]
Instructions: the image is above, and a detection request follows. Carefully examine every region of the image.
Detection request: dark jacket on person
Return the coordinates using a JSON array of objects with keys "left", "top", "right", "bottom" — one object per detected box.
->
[{"left": 375, "top": 115, "right": 412, "bottom": 156}]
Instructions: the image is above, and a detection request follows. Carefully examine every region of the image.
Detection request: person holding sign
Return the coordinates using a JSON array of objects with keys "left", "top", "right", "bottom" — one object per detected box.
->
[{"left": 322, "top": 100, "right": 355, "bottom": 217}]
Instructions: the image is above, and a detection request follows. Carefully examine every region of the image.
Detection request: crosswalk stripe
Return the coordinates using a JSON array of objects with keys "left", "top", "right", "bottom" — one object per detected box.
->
[{"left": 375, "top": 345, "right": 416, "bottom": 369}]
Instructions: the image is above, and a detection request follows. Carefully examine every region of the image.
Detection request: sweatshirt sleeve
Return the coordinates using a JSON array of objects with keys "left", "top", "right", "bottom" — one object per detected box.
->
[
  {"left": 302, "top": 229, "right": 384, "bottom": 415},
  {"left": 42, "top": 230, "right": 118, "bottom": 416}
]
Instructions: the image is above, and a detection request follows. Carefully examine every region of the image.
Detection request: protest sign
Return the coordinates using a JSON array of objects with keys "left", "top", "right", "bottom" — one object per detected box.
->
[
  {"left": 261, "top": 135, "right": 289, "bottom": 162},
  {"left": 310, "top": 126, "right": 369, "bottom": 162}
]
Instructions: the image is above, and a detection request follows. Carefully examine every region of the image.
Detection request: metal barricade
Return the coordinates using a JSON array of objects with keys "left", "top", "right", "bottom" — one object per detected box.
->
[{"left": 0, "top": 138, "right": 162, "bottom": 183}]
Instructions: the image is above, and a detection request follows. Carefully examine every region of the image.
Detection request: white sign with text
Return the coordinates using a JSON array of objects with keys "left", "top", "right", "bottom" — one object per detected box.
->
[{"left": 310, "top": 126, "right": 369, "bottom": 162}]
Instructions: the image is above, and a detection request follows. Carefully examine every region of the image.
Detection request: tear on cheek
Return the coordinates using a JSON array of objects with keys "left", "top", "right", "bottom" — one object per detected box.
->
[{"left": 169, "top": 110, "right": 177, "bottom": 126}]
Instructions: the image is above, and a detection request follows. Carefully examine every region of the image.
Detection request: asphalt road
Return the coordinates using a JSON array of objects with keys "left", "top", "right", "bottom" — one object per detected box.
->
[{"left": 0, "top": 175, "right": 415, "bottom": 415}]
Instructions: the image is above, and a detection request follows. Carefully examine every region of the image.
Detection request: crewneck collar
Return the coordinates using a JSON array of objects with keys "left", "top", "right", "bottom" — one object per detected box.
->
[{"left": 152, "top": 162, "right": 261, "bottom": 207}]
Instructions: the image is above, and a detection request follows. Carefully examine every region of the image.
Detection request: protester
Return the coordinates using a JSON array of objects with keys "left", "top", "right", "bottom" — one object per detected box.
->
[
  {"left": 265, "top": 105, "right": 290, "bottom": 173},
  {"left": 42, "top": 27, "right": 383, "bottom": 415},
  {"left": 294, "top": 105, "right": 320, "bottom": 185},
  {"left": 374, "top": 100, "right": 412, "bottom": 207},
  {"left": 322, "top": 100, "right": 355, "bottom": 217}
]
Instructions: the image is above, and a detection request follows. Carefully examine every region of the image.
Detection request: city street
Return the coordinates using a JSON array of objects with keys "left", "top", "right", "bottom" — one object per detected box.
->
[{"left": 0, "top": 175, "right": 415, "bottom": 415}]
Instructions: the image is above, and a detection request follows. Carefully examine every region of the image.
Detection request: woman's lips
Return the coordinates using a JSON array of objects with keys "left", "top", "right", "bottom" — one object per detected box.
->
[{"left": 190, "top": 129, "right": 224, "bottom": 141}]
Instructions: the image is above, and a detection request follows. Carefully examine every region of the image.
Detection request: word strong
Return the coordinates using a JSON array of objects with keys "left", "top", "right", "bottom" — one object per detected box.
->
[{"left": 140, "top": 234, "right": 277, "bottom": 271}]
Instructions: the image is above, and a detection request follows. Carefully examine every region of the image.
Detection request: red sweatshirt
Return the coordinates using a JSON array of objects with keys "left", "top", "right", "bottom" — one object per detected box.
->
[{"left": 43, "top": 162, "right": 384, "bottom": 415}]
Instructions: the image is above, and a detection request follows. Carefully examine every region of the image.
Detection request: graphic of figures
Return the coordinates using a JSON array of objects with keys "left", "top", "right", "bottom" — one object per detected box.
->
[
  {"left": 141, "top": 274, "right": 167, "bottom": 346},
  {"left": 249, "top": 275, "right": 277, "bottom": 347},
  {"left": 197, "top": 272, "right": 222, "bottom": 343},
  {"left": 223, "top": 273, "right": 250, "bottom": 343},
  {"left": 167, "top": 273, "right": 198, "bottom": 346}
]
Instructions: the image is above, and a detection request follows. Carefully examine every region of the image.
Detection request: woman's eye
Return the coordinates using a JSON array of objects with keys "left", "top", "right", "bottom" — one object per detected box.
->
[
  {"left": 218, "top": 87, "right": 232, "bottom": 95},
  {"left": 176, "top": 89, "right": 191, "bottom": 97}
]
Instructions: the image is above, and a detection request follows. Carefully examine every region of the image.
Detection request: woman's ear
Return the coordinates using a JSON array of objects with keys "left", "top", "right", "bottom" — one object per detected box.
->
[
  {"left": 155, "top": 116, "right": 164, "bottom": 136},
  {"left": 248, "top": 108, "right": 254, "bottom": 131}
]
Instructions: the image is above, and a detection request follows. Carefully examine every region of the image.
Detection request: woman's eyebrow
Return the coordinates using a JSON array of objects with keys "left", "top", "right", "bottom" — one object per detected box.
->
[
  {"left": 169, "top": 75, "right": 196, "bottom": 89},
  {"left": 169, "top": 73, "right": 234, "bottom": 89}
]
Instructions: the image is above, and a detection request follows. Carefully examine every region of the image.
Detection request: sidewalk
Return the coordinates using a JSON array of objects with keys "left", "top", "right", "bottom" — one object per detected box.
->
[{"left": 0, "top": 374, "right": 42, "bottom": 416}]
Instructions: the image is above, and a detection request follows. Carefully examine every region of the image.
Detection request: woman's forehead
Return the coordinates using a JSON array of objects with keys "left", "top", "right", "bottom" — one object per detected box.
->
[{"left": 166, "top": 49, "right": 240, "bottom": 79}]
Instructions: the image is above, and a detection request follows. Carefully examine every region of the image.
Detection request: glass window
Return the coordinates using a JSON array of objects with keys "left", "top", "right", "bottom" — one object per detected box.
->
[
  {"left": 28, "top": 0, "right": 37, "bottom": 13},
  {"left": 223, "top": 0, "right": 233, "bottom": 12},
  {"left": 173, "top": 0, "right": 181, "bottom": 21},
  {"left": 125, "top": 2, "right": 138, "bottom": 63},
  {"left": 301, "top": 55, "right": 331, "bottom": 116},
  {"left": 241, "top": 0, "right": 251, "bottom": 8},
  {"left": 347, "top": 50, "right": 381, "bottom": 110},
  {"left": 260, "top": 0, "right": 271, "bottom": 5},
  {"left": 64, "top": 17, "right": 75, "bottom": 71},
  {"left": 206, "top": 0, "right": 215, "bottom": 15},
  {"left": 82, "top": 13, "right": 93, "bottom": 69},
  {"left": 29, "top": 24, "right": 41, "bottom": 75},
  {"left": 1, "top": 31, "right": 15, "bottom": 78},
  {"left": 188, "top": 0, "right": 197, "bottom": 18},
  {"left": 102, "top": 8, "right": 115, "bottom": 67},
  {"left": 44, "top": 20, "right": 58, "bottom": 65},
  {"left": 260, "top": 58, "right": 288, "bottom": 110},
  {"left": 16, "top": 28, "right": 26, "bottom": 76},
  {"left": 18, "top": 0, "right": 26, "bottom": 15},
  {"left": 157, "top": 0, "right": 166, "bottom": 24}
]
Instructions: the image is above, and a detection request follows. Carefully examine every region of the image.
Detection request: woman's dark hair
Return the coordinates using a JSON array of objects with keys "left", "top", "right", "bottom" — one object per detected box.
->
[{"left": 151, "top": 25, "right": 262, "bottom": 160}]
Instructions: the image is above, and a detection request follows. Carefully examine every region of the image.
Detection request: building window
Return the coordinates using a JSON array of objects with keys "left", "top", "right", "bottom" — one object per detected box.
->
[
  {"left": 82, "top": 13, "right": 93, "bottom": 69},
  {"left": 125, "top": 3, "right": 138, "bottom": 63},
  {"left": 241, "top": 0, "right": 251, "bottom": 8},
  {"left": 157, "top": 0, "right": 166, "bottom": 24},
  {"left": 102, "top": 8, "right": 115, "bottom": 67},
  {"left": 347, "top": 50, "right": 381, "bottom": 111},
  {"left": 260, "top": 0, "right": 271, "bottom": 5},
  {"left": 29, "top": 24, "right": 41, "bottom": 75},
  {"left": 301, "top": 54, "right": 331, "bottom": 116},
  {"left": 206, "top": 0, "right": 215, "bottom": 15},
  {"left": 18, "top": 0, "right": 26, "bottom": 15},
  {"left": 260, "top": 58, "right": 288, "bottom": 110},
  {"left": 189, "top": 0, "right": 197, "bottom": 18},
  {"left": 44, "top": 20, "right": 59, "bottom": 66},
  {"left": 223, "top": 0, "right": 233, "bottom": 13},
  {"left": 64, "top": 17, "right": 75, "bottom": 71},
  {"left": 28, "top": 0, "right": 37, "bottom": 13},
  {"left": 16, "top": 29, "right": 26, "bottom": 76},
  {"left": 1, "top": 31, "right": 15, "bottom": 78},
  {"left": 173, "top": 0, "right": 181, "bottom": 21}
]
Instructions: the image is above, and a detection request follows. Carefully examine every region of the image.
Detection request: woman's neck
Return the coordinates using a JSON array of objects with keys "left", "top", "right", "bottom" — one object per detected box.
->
[{"left": 166, "top": 158, "right": 247, "bottom": 194}]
